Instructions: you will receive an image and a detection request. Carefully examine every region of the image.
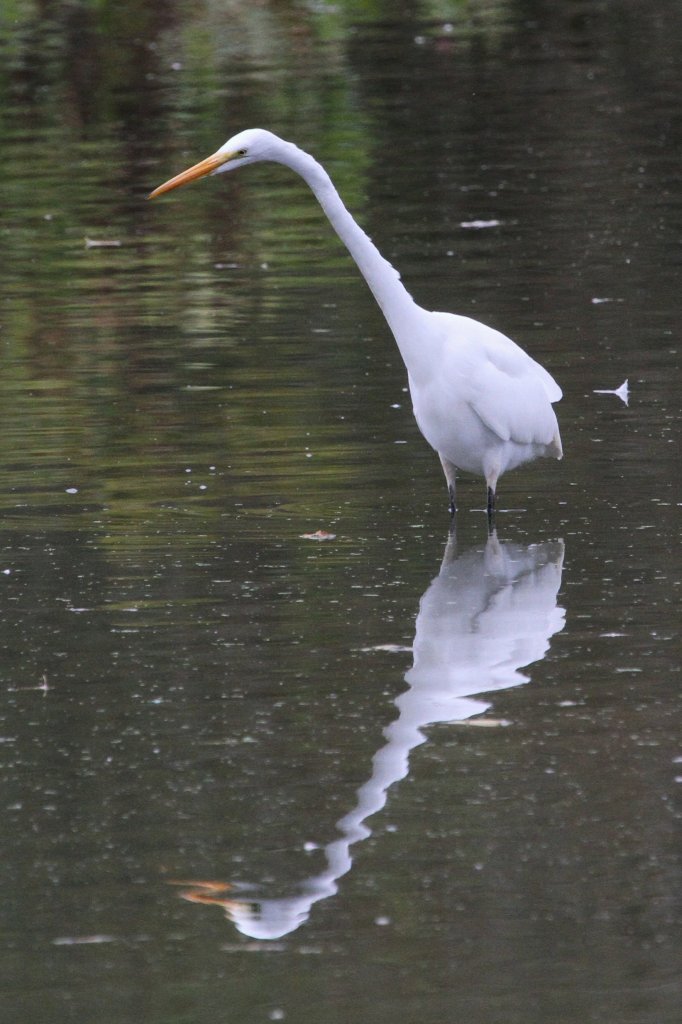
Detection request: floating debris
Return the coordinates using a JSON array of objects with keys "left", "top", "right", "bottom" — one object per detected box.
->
[
  {"left": 593, "top": 379, "right": 629, "bottom": 406},
  {"left": 84, "top": 237, "right": 122, "bottom": 249},
  {"left": 460, "top": 219, "right": 501, "bottom": 229},
  {"left": 361, "top": 643, "right": 413, "bottom": 654},
  {"left": 452, "top": 717, "right": 511, "bottom": 728},
  {"left": 220, "top": 941, "right": 288, "bottom": 953},
  {"left": 300, "top": 530, "right": 336, "bottom": 541},
  {"left": 11, "top": 673, "right": 49, "bottom": 695}
]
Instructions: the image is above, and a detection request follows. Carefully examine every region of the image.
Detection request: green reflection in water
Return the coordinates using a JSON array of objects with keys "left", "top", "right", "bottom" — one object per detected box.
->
[{"left": 1, "top": 0, "right": 416, "bottom": 567}]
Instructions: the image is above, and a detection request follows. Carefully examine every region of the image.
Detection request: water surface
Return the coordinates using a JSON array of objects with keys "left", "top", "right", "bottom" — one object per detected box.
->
[{"left": 1, "top": 2, "right": 680, "bottom": 1023}]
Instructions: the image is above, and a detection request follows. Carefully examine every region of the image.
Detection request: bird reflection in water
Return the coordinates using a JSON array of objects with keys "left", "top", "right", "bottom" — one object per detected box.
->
[{"left": 169, "top": 532, "right": 565, "bottom": 940}]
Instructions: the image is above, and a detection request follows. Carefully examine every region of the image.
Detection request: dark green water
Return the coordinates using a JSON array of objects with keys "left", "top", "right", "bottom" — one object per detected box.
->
[{"left": 1, "top": 2, "right": 680, "bottom": 1023}]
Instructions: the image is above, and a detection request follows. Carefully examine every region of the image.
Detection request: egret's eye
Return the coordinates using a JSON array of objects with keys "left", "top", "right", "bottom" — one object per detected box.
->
[{"left": 237, "top": 148, "right": 247, "bottom": 157}]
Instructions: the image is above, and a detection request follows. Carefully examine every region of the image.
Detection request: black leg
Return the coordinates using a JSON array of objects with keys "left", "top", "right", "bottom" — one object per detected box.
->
[
  {"left": 486, "top": 486, "right": 496, "bottom": 530},
  {"left": 439, "top": 455, "right": 457, "bottom": 518}
]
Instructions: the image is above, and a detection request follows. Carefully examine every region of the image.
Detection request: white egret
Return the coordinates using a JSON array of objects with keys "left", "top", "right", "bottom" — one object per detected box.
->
[{"left": 149, "top": 129, "right": 563, "bottom": 519}]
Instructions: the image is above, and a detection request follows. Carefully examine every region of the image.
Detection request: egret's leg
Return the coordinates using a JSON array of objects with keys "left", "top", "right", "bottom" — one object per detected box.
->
[
  {"left": 486, "top": 486, "right": 496, "bottom": 530},
  {"left": 448, "top": 485, "right": 456, "bottom": 517},
  {"left": 484, "top": 463, "right": 500, "bottom": 529},
  {"left": 438, "top": 454, "right": 458, "bottom": 516}
]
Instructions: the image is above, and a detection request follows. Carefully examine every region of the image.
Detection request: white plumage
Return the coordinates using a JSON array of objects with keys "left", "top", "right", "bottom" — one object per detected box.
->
[{"left": 150, "top": 128, "right": 563, "bottom": 519}]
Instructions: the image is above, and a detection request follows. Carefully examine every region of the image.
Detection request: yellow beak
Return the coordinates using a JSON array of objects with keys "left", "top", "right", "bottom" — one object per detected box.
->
[{"left": 148, "top": 150, "right": 234, "bottom": 199}]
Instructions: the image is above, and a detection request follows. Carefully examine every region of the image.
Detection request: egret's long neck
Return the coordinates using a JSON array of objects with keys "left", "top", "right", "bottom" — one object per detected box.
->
[{"left": 278, "top": 144, "right": 427, "bottom": 375}]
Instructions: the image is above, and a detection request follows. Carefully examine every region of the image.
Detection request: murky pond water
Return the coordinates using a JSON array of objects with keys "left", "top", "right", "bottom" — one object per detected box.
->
[{"left": 1, "top": 2, "right": 680, "bottom": 1022}]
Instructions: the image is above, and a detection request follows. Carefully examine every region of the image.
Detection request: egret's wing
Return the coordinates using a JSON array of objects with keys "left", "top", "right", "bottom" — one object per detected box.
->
[
  {"left": 463, "top": 331, "right": 562, "bottom": 446},
  {"left": 469, "top": 363, "right": 558, "bottom": 444}
]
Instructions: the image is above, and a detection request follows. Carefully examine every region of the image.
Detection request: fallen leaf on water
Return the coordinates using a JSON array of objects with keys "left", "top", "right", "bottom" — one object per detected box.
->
[{"left": 168, "top": 879, "right": 233, "bottom": 903}]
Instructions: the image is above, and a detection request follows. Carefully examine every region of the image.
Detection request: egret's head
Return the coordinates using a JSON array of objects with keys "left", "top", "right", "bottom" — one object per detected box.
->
[{"left": 148, "top": 128, "right": 279, "bottom": 199}]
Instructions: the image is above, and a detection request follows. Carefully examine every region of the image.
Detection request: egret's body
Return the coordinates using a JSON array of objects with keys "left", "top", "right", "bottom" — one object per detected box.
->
[{"left": 150, "top": 129, "right": 562, "bottom": 518}]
